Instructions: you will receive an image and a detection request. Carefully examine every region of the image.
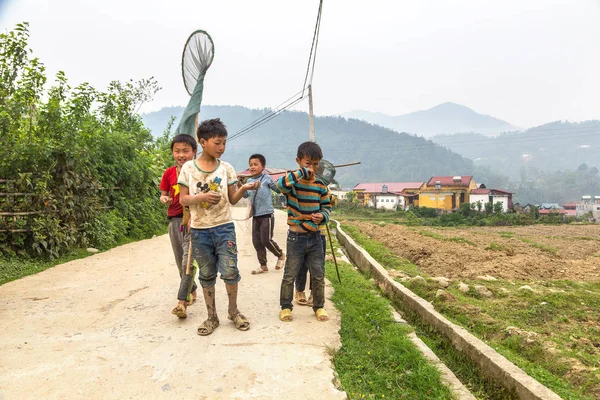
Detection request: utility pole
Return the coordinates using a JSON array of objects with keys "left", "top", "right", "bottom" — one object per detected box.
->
[{"left": 308, "top": 84, "right": 315, "bottom": 141}]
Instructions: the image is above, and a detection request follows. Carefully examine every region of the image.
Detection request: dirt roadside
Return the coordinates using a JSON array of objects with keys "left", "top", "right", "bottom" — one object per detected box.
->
[{"left": 0, "top": 208, "right": 345, "bottom": 400}]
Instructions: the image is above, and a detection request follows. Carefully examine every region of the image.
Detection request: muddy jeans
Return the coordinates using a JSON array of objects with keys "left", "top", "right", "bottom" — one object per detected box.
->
[
  {"left": 191, "top": 223, "right": 241, "bottom": 287},
  {"left": 295, "top": 234, "right": 326, "bottom": 292},
  {"left": 252, "top": 213, "right": 283, "bottom": 267},
  {"left": 168, "top": 217, "right": 197, "bottom": 300},
  {"left": 280, "top": 231, "right": 325, "bottom": 312}
]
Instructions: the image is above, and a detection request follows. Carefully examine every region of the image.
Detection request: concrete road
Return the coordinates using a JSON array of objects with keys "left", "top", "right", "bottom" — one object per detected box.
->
[{"left": 0, "top": 208, "right": 345, "bottom": 399}]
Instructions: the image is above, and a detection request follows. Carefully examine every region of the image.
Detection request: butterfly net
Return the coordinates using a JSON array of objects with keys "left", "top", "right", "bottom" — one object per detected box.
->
[{"left": 175, "top": 30, "right": 215, "bottom": 136}]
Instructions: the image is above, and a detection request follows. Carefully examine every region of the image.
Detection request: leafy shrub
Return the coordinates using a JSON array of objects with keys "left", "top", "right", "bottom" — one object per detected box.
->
[{"left": 0, "top": 23, "right": 170, "bottom": 258}]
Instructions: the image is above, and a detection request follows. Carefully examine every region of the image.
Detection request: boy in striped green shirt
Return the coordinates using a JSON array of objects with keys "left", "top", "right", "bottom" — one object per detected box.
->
[{"left": 276, "top": 141, "right": 331, "bottom": 322}]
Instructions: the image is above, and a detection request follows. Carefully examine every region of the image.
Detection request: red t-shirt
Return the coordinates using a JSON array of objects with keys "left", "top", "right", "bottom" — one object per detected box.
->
[{"left": 159, "top": 166, "right": 183, "bottom": 217}]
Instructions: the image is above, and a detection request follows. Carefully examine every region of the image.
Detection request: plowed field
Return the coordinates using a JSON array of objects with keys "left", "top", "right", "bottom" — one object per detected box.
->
[{"left": 345, "top": 222, "right": 600, "bottom": 281}]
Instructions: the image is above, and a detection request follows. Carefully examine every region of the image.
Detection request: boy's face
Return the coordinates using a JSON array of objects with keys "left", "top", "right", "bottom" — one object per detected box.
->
[
  {"left": 296, "top": 156, "right": 320, "bottom": 173},
  {"left": 248, "top": 158, "right": 264, "bottom": 177},
  {"left": 172, "top": 142, "right": 196, "bottom": 167},
  {"left": 200, "top": 136, "right": 226, "bottom": 159}
]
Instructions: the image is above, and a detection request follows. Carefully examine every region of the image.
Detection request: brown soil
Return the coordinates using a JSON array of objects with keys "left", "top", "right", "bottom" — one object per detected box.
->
[{"left": 345, "top": 222, "right": 600, "bottom": 281}]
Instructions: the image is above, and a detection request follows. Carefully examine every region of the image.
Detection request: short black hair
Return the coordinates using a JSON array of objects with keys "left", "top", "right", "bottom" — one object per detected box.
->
[
  {"left": 171, "top": 134, "right": 197, "bottom": 152},
  {"left": 196, "top": 118, "right": 228, "bottom": 142},
  {"left": 249, "top": 154, "right": 266, "bottom": 167},
  {"left": 297, "top": 141, "right": 323, "bottom": 161}
]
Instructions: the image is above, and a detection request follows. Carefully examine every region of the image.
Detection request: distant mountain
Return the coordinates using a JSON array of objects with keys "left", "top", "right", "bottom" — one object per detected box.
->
[
  {"left": 140, "top": 105, "right": 504, "bottom": 188},
  {"left": 430, "top": 120, "right": 600, "bottom": 180},
  {"left": 341, "top": 102, "right": 516, "bottom": 137}
]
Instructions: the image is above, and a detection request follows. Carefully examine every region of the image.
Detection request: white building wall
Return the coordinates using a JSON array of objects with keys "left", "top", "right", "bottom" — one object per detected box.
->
[
  {"left": 470, "top": 194, "right": 509, "bottom": 212},
  {"left": 371, "top": 194, "right": 400, "bottom": 210}
]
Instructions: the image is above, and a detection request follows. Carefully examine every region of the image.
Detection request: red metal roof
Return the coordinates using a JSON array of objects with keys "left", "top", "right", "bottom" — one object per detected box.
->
[
  {"left": 353, "top": 182, "right": 424, "bottom": 193},
  {"left": 426, "top": 176, "right": 473, "bottom": 187},
  {"left": 470, "top": 188, "right": 490, "bottom": 194}
]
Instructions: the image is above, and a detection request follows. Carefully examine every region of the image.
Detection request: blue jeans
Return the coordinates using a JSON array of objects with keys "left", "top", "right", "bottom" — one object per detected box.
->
[
  {"left": 190, "top": 223, "right": 241, "bottom": 287},
  {"left": 295, "top": 234, "right": 326, "bottom": 292},
  {"left": 280, "top": 231, "right": 325, "bottom": 311}
]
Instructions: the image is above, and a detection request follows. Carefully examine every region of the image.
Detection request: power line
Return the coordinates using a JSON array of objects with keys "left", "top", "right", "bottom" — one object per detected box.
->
[
  {"left": 229, "top": 0, "right": 325, "bottom": 142},
  {"left": 302, "top": 0, "right": 324, "bottom": 95}
]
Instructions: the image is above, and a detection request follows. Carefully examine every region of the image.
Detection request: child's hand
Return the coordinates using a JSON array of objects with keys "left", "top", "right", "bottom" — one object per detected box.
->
[
  {"left": 199, "top": 191, "right": 222, "bottom": 205},
  {"left": 311, "top": 212, "right": 324, "bottom": 224},
  {"left": 160, "top": 195, "right": 173, "bottom": 206},
  {"left": 302, "top": 167, "right": 315, "bottom": 181},
  {"left": 242, "top": 181, "right": 260, "bottom": 191}
]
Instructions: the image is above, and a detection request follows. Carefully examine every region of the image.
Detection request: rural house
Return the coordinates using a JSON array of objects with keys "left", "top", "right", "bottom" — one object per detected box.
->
[
  {"left": 353, "top": 182, "right": 424, "bottom": 210},
  {"left": 469, "top": 188, "right": 514, "bottom": 212},
  {"left": 576, "top": 195, "right": 600, "bottom": 221},
  {"left": 418, "top": 176, "right": 477, "bottom": 210}
]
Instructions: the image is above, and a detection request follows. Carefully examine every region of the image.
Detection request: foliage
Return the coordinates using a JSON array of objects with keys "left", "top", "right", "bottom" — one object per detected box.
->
[
  {"left": 325, "top": 259, "right": 454, "bottom": 399},
  {"left": 0, "top": 23, "right": 171, "bottom": 258},
  {"left": 341, "top": 222, "right": 600, "bottom": 399}
]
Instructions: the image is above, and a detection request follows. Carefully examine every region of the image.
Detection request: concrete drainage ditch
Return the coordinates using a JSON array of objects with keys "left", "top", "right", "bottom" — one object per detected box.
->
[{"left": 333, "top": 220, "right": 561, "bottom": 400}]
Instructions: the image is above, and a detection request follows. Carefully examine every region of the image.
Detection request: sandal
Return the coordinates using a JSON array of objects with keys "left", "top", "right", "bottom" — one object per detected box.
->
[
  {"left": 228, "top": 313, "right": 250, "bottom": 331},
  {"left": 251, "top": 266, "right": 268, "bottom": 275},
  {"left": 187, "top": 292, "right": 196, "bottom": 305},
  {"left": 279, "top": 308, "right": 293, "bottom": 322},
  {"left": 197, "top": 316, "right": 220, "bottom": 336},
  {"left": 275, "top": 254, "right": 286, "bottom": 270},
  {"left": 171, "top": 303, "right": 187, "bottom": 319},
  {"left": 315, "top": 308, "right": 329, "bottom": 321},
  {"left": 295, "top": 291, "right": 308, "bottom": 306},
  {"left": 307, "top": 292, "right": 313, "bottom": 307}
]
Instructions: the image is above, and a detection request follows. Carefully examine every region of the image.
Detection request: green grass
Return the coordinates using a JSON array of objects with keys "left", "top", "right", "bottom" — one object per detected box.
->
[
  {"left": 498, "top": 231, "right": 515, "bottom": 238},
  {"left": 418, "top": 230, "right": 476, "bottom": 246},
  {"left": 520, "top": 238, "right": 558, "bottom": 255},
  {"left": 325, "top": 260, "right": 455, "bottom": 399},
  {"left": 340, "top": 222, "right": 600, "bottom": 400}
]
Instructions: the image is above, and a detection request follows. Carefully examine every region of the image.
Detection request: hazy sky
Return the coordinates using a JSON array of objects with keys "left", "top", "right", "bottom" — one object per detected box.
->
[{"left": 1, "top": 0, "right": 599, "bottom": 128}]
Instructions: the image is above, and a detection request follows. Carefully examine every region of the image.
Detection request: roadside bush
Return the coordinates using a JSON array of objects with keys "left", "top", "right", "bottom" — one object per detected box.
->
[{"left": 0, "top": 23, "right": 170, "bottom": 258}]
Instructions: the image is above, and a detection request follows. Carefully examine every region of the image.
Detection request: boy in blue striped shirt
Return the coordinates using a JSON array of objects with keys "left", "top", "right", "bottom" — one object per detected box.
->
[{"left": 276, "top": 141, "right": 331, "bottom": 322}]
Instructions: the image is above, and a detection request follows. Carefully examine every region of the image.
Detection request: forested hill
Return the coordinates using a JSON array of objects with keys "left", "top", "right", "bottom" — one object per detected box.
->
[
  {"left": 141, "top": 105, "right": 500, "bottom": 188},
  {"left": 431, "top": 120, "right": 600, "bottom": 180}
]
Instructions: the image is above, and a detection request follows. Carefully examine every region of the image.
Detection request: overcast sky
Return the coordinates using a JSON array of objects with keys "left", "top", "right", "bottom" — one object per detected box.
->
[{"left": 1, "top": 0, "right": 599, "bottom": 128}]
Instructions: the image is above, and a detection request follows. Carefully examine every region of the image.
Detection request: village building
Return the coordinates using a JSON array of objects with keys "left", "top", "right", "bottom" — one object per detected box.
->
[
  {"left": 353, "top": 182, "right": 423, "bottom": 210},
  {"left": 469, "top": 188, "right": 514, "bottom": 212},
  {"left": 418, "top": 176, "right": 477, "bottom": 211},
  {"left": 576, "top": 195, "right": 600, "bottom": 221}
]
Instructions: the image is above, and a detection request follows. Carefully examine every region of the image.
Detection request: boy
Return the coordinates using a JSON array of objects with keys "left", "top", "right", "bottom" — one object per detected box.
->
[
  {"left": 178, "top": 118, "right": 259, "bottom": 336},
  {"left": 243, "top": 154, "right": 286, "bottom": 274},
  {"left": 277, "top": 141, "right": 331, "bottom": 322},
  {"left": 159, "top": 134, "right": 198, "bottom": 319}
]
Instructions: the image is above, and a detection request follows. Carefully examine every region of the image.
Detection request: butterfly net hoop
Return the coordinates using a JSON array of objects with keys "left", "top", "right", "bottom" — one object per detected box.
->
[
  {"left": 182, "top": 30, "right": 214, "bottom": 95},
  {"left": 175, "top": 30, "right": 215, "bottom": 135},
  {"left": 316, "top": 160, "right": 336, "bottom": 186}
]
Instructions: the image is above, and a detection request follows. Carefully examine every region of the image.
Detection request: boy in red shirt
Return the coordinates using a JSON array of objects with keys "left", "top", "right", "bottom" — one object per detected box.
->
[{"left": 159, "top": 134, "right": 198, "bottom": 318}]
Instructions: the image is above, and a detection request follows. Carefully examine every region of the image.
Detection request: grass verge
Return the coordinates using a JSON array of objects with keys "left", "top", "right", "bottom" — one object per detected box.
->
[
  {"left": 339, "top": 222, "right": 599, "bottom": 400},
  {"left": 325, "top": 259, "right": 455, "bottom": 399}
]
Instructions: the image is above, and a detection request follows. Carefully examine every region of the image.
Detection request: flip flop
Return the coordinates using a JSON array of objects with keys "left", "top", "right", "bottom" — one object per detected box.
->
[
  {"left": 295, "top": 291, "right": 308, "bottom": 306},
  {"left": 275, "top": 255, "right": 286, "bottom": 270},
  {"left": 171, "top": 304, "right": 187, "bottom": 319},
  {"left": 315, "top": 308, "right": 329, "bottom": 322},
  {"left": 279, "top": 308, "right": 293, "bottom": 322},
  {"left": 228, "top": 313, "right": 250, "bottom": 331},
  {"left": 251, "top": 267, "right": 268, "bottom": 275},
  {"left": 197, "top": 316, "right": 220, "bottom": 336}
]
